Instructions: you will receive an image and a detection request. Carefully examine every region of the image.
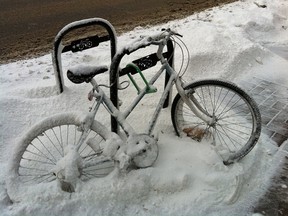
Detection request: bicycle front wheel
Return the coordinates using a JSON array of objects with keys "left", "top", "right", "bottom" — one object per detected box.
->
[
  {"left": 7, "top": 112, "right": 115, "bottom": 200},
  {"left": 171, "top": 80, "right": 261, "bottom": 164}
]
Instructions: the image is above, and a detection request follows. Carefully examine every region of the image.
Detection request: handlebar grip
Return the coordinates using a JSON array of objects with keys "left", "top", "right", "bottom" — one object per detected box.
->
[
  {"left": 147, "top": 31, "right": 169, "bottom": 43},
  {"left": 125, "top": 41, "right": 150, "bottom": 55},
  {"left": 125, "top": 29, "right": 182, "bottom": 55}
]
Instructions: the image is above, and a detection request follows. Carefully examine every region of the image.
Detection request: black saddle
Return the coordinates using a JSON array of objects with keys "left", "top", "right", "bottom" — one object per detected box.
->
[{"left": 67, "top": 65, "right": 108, "bottom": 84}]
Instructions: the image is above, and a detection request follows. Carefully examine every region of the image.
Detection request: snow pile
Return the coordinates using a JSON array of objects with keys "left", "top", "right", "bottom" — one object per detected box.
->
[{"left": 0, "top": 0, "right": 288, "bottom": 215}]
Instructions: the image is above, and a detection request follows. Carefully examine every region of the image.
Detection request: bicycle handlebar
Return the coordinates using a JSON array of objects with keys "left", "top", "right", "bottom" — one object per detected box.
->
[
  {"left": 149, "top": 28, "right": 182, "bottom": 43},
  {"left": 124, "top": 29, "right": 182, "bottom": 55}
]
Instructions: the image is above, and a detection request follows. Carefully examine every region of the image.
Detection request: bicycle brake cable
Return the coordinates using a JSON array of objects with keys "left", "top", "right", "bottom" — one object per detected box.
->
[
  {"left": 174, "top": 35, "right": 190, "bottom": 78},
  {"left": 170, "top": 36, "right": 185, "bottom": 77},
  {"left": 118, "top": 80, "right": 130, "bottom": 90},
  {"left": 98, "top": 80, "right": 130, "bottom": 90}
]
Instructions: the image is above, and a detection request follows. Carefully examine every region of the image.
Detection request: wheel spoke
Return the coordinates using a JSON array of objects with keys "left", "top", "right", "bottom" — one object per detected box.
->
[
  {"left": 36, "top": 137, "right": 57, "bottom": 163},
  {"left": 83, "top": 164, "right": 114, "bottom": 172},
  {"left": 21, "top": 156, "right": 55, "bottom": 165},
  {"left": 44, "top": 131, "right": 63, "bottom": 157},
  {"left": 217, "top": 97, "right": 244, "bottom": 120},
  {"left": 22, "top": 174, "right": 56, "bottom": 184},
  {"left": 28, "top": 142, "right": 56, "bottom": 165},
  {"left": 81, "top": 171, "right": 109, "bottom": 178},
  {"left": 51, "top": 128, "right": 64, "bottom": 157},
  {"left": 217, "top": 123, "right": 251, "bottom": 138}
]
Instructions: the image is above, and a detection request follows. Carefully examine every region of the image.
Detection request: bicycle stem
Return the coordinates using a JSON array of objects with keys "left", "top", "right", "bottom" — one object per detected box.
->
[{"left": 156, "top": 39, "right": 166, "bottom": 63}]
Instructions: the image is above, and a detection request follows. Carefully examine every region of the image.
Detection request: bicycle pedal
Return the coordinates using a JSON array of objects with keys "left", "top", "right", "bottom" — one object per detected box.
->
[{"left": 59, "top": 180, "right": 75, "bottom": 193}]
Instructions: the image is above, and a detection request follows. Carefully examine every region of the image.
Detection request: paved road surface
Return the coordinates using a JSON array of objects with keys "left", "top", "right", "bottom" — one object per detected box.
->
[{"left": 0, "top": 0, "right": 235, "bottom": 63}]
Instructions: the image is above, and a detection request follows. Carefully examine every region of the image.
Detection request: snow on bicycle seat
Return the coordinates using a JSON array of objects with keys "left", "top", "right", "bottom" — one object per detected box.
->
[{"left": 67, "top": 64, "right": 108, "bottom": 84}]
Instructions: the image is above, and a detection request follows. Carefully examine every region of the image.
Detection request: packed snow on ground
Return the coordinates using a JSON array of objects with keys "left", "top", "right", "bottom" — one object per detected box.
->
[{"left": 0, "top": 0, "right": 288, "bottom": 215}]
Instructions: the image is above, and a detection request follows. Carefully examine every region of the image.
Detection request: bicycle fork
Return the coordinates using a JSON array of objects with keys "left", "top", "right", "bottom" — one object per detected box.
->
[{"left": 175, "top": 79, "right": 214, "bottom": 125}]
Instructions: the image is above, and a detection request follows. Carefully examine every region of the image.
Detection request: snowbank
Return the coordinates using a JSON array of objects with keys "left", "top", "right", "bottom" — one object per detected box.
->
[{"left": 0, "top": 0, "right": 287, "bottom": 215}]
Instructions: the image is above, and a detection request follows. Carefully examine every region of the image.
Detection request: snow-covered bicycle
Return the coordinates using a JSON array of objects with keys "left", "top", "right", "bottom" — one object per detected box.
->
[{"left": 6, "top": 29, "right": 261, "bottom": 200}]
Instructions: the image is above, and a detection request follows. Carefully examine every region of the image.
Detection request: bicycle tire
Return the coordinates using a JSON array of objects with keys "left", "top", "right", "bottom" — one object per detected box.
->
[
  {"left": 7, "top": 112, "right": 115, "bottom": 200},
  {"left": 171, "top": 79, "right": 261, "bottom": 165}
]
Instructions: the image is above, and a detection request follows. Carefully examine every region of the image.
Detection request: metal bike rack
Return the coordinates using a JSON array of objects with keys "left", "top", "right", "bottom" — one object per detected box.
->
[
  {"left": 52, "top": 18, "right": 119, "bottom": 133},
  {"left": 52, "top": 18, "right": 117, "bottom": 93},
  {"left": 52, "top": 18, "right": 174, "bottom": 134}
]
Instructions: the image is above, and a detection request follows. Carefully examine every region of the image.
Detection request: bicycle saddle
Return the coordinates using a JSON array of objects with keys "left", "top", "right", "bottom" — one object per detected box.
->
[{"left": 67, "top": 65, "right": 108, "bottom": 84}]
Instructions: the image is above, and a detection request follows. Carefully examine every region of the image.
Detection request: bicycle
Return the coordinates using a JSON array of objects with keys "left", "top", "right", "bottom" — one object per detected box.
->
[{"left": 6, "top": 29, "right": 261, "bottom": 200}]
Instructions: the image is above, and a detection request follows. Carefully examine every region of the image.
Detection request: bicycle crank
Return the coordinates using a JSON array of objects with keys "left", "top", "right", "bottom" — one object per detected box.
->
[{"left": 128, "top": 134, "right": 159, "bottom": 168}]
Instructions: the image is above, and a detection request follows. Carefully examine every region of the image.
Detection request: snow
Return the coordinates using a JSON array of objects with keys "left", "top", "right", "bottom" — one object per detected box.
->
[{"left": 0, "top": 0, "right": 288, "bottom": 215}]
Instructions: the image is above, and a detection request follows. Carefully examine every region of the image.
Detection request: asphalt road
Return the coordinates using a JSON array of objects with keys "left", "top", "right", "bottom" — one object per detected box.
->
[{"left": 0, "top": 0, "right": 235, "bottom": 63}]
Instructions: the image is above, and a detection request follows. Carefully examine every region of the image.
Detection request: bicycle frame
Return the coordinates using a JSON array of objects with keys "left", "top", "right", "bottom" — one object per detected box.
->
[{"left": 89, "top": 60, "right": 213, "bottom": 139}]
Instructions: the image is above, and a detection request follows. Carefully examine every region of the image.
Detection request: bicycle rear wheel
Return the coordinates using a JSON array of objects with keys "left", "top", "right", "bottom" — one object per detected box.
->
[
  {"left": 171, "top": 79, "right": 261, "bottom": 164},
  {"left": 7, "top": 112, "right": 115, "bottom": 200}
]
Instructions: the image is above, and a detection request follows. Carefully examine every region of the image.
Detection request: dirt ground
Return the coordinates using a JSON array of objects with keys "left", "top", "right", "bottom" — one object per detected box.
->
[{"left": 0, "top": 0, "right": 236, "bottom": 64}]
